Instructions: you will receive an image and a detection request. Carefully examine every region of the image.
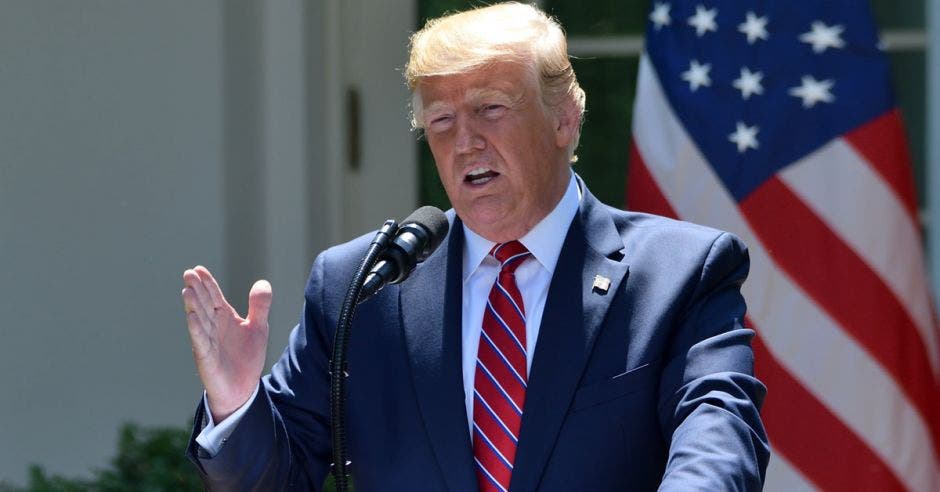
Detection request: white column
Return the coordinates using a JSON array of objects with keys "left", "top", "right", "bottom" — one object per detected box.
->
[
  {"left": 322, "top": 0, "right": 347, "bottom": 245},
  {"left": 261, "top": 0, "right": 313, "bottom": 356},
  {"left": 257, "top": 0, "right": 417, "bottom": 354},
  {"left": 339, "top": 0, "right": 418, "bottom": 238}
]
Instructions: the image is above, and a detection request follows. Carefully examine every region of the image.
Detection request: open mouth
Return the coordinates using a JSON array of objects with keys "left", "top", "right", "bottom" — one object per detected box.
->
[{"left": 465, "top": 167, "right": 499, "bottom": 186}]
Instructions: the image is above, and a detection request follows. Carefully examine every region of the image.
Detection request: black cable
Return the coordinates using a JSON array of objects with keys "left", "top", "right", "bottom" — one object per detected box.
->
[{"left": 329, "top": 220, "right": 397, "bottom": 492}]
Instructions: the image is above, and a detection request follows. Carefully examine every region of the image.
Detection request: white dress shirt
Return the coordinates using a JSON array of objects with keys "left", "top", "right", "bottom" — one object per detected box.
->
[
  {"left": 459, "top": 172, "right": 580, "bottom": 433},
  {"left": 197, "top": 172, "right": 581, "bottom": 456}
]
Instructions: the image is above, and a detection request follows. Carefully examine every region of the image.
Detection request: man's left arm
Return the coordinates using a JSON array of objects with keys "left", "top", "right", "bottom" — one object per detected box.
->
[{"left": 657, "top": 232, "right": 770, "bottom": 491}]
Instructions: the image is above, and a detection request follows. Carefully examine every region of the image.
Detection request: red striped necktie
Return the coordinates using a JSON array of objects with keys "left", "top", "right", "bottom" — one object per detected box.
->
[{"left": 473, "top": 241, "right": 531, "bottom": 492}]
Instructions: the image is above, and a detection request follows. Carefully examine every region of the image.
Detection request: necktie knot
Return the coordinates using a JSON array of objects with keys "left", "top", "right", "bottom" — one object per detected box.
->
[{"left": 490, "top": 241, "right": 531, "bottom": 274}]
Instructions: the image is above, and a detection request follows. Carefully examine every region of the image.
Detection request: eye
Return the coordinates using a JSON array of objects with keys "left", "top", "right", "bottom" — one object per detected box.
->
[
  {"left": 480, "top": 104, "right": 507, "bottom": 119},
  {"left": 427, "top": 114, "right": 454, "bottom": 132}
]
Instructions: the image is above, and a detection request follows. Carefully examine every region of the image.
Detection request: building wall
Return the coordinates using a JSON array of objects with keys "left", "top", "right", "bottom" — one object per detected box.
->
[
  {"left": 0, "top": 1, "right": 225, "bottom": 481},
  {"left": 0, "top": 0, "right": 416, "bottom": 484}
]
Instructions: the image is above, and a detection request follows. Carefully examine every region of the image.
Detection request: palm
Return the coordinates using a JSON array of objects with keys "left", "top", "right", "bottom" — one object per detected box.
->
[{"left": 182, "top": 266, "right": 272, "bottom": 421}]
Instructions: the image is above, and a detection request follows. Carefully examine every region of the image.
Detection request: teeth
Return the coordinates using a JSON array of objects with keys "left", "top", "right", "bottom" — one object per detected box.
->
[
  {"left": 466, "top": 167, "right": 491, "bottom": 178},
  {"left": 469, "top": 175, "right": 494, "bottom": 185}
]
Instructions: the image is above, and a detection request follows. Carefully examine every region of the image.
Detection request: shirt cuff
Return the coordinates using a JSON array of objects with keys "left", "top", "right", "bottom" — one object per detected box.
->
[{"left": 194, "top": 384, "right": 260, "bottom": 457}]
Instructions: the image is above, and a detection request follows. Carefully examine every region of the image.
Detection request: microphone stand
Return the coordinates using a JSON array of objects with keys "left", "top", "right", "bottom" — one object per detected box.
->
[{"left": 329, "top": 219, "right": 397, "bottom": 492}]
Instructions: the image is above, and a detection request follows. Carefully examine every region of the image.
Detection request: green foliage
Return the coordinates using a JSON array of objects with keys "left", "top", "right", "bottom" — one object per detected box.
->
[
  {"left": 0, "top": 422, "right": 352, "bottom": 492},
  {"left": 566, "top": 57, "right": 637, "bottom": 208},
  {"left": 543, "top": 0, "right": 649, "bottom": 35},
  {"left": 0, "top": 466, "right": 90, "bottom": 492},
  {"left": 96, "top": 423, "right": 202, "bottom": 491},
  {"left": 0, "top": 423, "right": 201, "bottom": 492}
]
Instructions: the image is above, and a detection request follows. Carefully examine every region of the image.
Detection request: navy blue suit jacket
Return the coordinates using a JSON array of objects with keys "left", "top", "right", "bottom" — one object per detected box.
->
[{"left": 187, "top": 181, "right": 770, "bottom": 490}]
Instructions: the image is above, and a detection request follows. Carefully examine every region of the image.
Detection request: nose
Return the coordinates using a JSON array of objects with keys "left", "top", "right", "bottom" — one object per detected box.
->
[{"left": 455, "top": 115, "right": 485, "bottom": 154}]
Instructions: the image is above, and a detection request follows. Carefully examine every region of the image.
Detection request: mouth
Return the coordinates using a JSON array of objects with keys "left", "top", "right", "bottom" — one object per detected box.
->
[{"left": 464, "top": 166, "right": 500, "bottom": 186}]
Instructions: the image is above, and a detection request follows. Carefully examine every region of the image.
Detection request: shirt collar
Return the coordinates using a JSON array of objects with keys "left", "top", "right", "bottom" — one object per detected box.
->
[{"left": 462, "top": 171, "right": 581, "bottom": 283}]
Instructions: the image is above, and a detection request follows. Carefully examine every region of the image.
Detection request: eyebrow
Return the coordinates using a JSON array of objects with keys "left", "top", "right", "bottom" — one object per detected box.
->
[
  {"left": 465, "top": 87, "right": 516, "bottom": 105},
  {"left": 423, "top": 100, "right": 451, "bottom": 117},
  {"left": 423, "top": 86, "right": 522, "bottom": 118}
]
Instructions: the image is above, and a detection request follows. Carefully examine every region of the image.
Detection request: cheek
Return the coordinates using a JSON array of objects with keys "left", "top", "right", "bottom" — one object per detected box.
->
[
  {"left": 425, "top": 137, "right": 451, "bottom": 168},
  {"left": 430, "top": 128, "right": 458, "bottom": 146},
  {"left": 427, "top": 148, "right": 462, "bottom": 194},
  {"left": 500, "top": 119, "right": 550, "bottom": 154}
]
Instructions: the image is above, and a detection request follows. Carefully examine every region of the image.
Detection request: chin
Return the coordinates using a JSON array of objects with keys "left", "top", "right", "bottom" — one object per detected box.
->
[
  {"left": 466, "top": 215, "right": 529, "bottom": 243},
  {"left": 458, "top": 212, "right": 500, "bottom": 238}
]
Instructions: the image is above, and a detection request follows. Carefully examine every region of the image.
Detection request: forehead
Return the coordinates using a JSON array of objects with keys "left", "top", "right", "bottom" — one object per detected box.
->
[{"left": 418, "top": 62, "right": 535, "bottom": 108}]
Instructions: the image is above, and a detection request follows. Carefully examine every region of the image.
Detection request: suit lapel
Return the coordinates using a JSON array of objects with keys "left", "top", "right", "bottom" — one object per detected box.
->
[
  {"left": 510, "top": 187, "right": 631, "bottom": 492},
  {"left": 399, "top": 218, "right": 477, "bottom": 492}
]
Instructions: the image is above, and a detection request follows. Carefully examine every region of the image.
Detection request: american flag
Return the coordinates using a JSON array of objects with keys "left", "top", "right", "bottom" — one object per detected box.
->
[{"left": 626, "top": 1, "right": 940, "bottom": 490}]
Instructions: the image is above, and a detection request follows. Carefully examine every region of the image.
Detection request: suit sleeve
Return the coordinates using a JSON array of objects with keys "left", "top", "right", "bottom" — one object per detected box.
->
[
  {"left": 186, "top": 252, "right": 334, "bottom": 490},
  {"left": 657, "top": 232, "right": 770, "bottom": 491}
]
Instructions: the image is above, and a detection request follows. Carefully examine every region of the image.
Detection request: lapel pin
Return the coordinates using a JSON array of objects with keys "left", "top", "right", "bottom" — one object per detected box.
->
[{"left": 592, "top": 275, "right": 611, "bottom": 295}]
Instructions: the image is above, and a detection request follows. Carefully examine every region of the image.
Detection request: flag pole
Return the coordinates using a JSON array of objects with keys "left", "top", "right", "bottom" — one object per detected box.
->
[{"left": 928, "top": 0, "right": 940, "bottom": 306}]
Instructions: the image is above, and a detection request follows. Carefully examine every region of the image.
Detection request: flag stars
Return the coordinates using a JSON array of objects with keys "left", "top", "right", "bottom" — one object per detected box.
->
[
  {"left": 789, "top": 75, "right": 835, "bottom": 108},
  {"left": 650, "top": 2, "right": 671, "bottom": 30},
  {"left": 800, "top": 21, "right": 846, "bottom": 53},
  {"left": 728, "top": 122, "right": 760, "bottom": 153},
  {"left": 687, "top": 5, "right": 718, "bottom": 37},
  {"left": 681, "top": 60, "right": 712, "bottom": 91},
  {"left": 733, "top": 67, "right": 764, "bottom": 100},
  {"left": 738, "top": 11, "right": 769, "bottom": 44}
]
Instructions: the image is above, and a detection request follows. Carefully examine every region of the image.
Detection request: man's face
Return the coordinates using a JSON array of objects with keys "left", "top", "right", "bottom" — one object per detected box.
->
[{"left": 418, "top": 62, "right": 576, "bottom": 242}]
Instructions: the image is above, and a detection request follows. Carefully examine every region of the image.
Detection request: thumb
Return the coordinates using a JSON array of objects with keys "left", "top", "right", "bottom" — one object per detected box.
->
[{"left": 247, "top": 279, "right": 273, "bottom": 325}]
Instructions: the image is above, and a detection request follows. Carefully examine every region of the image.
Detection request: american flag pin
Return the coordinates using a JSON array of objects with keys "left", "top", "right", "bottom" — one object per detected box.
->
[{"left": 592, "top": 275, "right": 611, "bottom": 295}]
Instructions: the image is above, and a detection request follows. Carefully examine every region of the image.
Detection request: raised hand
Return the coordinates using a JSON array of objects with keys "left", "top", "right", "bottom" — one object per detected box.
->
[{"left": 182, "top": 266, "right": 272, "bottom": 422}]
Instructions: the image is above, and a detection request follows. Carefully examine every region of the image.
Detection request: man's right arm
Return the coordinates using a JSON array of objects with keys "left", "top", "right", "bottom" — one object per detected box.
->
[
  {"left": 181, "top": 266, "right": 271, "bottom": 423},
  {"left": 182, "top": 253, "right": 336, "bottom": 489},
  {"left": 194, "top": 384, "right": 259, "bottom": 456}
]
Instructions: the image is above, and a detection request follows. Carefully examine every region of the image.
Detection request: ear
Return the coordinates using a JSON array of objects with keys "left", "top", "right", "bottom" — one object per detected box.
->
[{"left": 553, "top": 98, "right": 580, "bottom": 150}]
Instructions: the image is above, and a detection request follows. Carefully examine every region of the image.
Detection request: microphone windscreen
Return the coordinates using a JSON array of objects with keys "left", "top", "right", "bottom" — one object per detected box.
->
[{"left": 401, "top": 205, "right": 449, "bottom": 252}]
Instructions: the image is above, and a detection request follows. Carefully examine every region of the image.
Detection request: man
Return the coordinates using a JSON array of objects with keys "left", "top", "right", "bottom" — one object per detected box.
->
[{"left": 181, "top": 3, "right": 769, "bottom": 490}]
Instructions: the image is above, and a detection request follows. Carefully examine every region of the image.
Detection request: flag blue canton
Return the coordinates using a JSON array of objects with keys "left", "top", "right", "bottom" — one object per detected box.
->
[{"left": 644, "top": 1, "right": 896, "bottom": 202}]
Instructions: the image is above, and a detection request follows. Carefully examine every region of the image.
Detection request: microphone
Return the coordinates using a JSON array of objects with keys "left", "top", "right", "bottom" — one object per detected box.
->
[
  {"left": 360, "top": 206, "right": 449, "bottom": 301},
  {"left": 330, "top": 206, "right": 447, "bottom": 485}
]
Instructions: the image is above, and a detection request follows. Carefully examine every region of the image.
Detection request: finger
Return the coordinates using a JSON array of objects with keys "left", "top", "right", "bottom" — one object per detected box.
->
[
  {"left": 181, "top": 286, "right": 211, "bottom": 330},
  {"left": 194, "top": 265, "right": 230, "bottom": 311},
  {"left": 247, "top": 279, "right": 273, "bottom": 326},
  {"left": 183, "top": 268, "right": 217, "bottom": 322},
  {"left": 182, "top": 299, "right": 213, "bottom": 361}
]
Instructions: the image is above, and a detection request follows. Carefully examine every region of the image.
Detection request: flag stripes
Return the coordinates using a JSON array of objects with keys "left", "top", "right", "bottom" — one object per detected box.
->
[
  {"left": 629, "top": 53, "right": 940, "bottom": 490},
  {"left": 764, "top": 453, "right": 817, "bottom": 492},
  {"left": 740, "top": 176, "right": 940, "bottom": 448},
  {"left": 778, "top": 140, "right": 940, "bottom": 373},
  {"left": 843, "top": 110, "right": 919, "bottom": 219},
  {"left": 628, "top": 136, "right": 905, "bottom": 488},
  {"left": 753, "top": 330, "right": 908, "bottom": 490}
]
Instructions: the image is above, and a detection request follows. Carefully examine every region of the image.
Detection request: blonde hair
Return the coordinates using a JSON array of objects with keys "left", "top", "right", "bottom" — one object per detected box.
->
[{"left": 405, "top": 2, "right": 586, "bottom": 159}]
